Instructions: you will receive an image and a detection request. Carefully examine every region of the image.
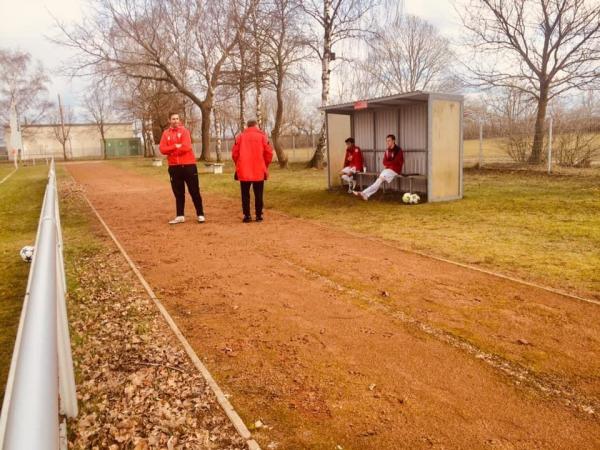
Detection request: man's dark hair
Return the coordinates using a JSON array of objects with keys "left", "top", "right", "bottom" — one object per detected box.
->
[
  {"left": 247, "top": 119, "right": 258, "bottom": 127},
  {"left": 345, "top": 137, "right": 355, "bottom": 144},
  {"left": 386, "top": 134, "right": 396, "bottom": 141},
  {"left": 169, "top": 112, "right": 179, "bottom": 119}
]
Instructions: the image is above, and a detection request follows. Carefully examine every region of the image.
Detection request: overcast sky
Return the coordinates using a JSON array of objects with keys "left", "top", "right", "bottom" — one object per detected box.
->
[{"left": 0, "top": 0, "right": 462, "bottom": 117}]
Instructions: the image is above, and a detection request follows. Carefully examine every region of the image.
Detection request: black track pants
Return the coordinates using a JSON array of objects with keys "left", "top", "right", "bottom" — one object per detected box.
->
[
  {"left": 168, "top": 164, "right": 204, "bottom": 216},
  {"left": 240, "top": 181, "right": 264, "bottom": 218}
]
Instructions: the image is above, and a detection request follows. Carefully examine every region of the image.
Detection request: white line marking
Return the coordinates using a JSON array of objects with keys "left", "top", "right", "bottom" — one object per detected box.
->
[{"left": 0, "top": 167, "right": 18, "bottom": 185}]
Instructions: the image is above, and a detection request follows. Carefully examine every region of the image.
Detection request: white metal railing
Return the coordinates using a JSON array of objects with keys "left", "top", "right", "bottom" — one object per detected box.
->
[{"left": 0, "top": 160, "right": 78, "bottom": 450}]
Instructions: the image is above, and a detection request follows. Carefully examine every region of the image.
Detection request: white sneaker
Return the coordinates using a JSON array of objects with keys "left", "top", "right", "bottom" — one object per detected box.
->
[
  {"left": 198, "top": 215, "right": 206, "bottom": 223},
  {"left": 353, "top": 191, "right": 368, "bottom": 201},
  {"left": 169, "top": 216, "right": 185, "bottom": 224}
]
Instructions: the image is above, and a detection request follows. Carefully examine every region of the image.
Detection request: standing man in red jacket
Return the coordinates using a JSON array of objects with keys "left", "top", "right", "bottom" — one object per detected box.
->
[
  {"left": 354, "top": 134, "right": 403, "bottom": 201},
  {"left": 231, "top": 120, "right": 274, "bottom": 223},
  {"left": 159, "top": 112, "right": 205, "bottom": 224}
]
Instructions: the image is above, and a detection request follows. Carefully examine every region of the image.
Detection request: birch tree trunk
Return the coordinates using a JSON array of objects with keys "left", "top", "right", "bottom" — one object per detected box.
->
[
  {"left": 214, "top": 109, "right": 223, "bottom": 163},
  {"left": 308, "top": 0, "right": 333, "bottom": 169}
]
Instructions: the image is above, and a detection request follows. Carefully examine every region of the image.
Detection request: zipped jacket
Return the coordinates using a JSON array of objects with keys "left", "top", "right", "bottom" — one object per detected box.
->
[{"left": 159, "top": 125, "right": 196, "bottom": 166}]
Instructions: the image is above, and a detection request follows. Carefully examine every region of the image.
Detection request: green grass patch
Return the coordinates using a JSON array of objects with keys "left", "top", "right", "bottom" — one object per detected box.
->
[
  {"left": 0, "top": 164, "right": 105, "bottom": 405},
  {"left": 464, "top": 137, "right": 507, "bottom": 159},
  {"left": 0, "top": 165, "right": 49, "bottom": 402},
  {"left": 110, "top": 158, "right": 600, "bottom": 297},
  {"left": 0, "top": 164, "right": 17, "bottom": 183}
]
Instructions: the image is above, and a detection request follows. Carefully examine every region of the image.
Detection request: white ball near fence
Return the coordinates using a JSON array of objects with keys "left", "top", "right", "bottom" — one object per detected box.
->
[{"left": 20, "top": 245, "right": 35, "bottom": 262}]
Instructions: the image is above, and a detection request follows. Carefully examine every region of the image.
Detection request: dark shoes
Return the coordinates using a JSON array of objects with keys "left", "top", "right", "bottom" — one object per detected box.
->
[{"left": 242, "top": 216, "right": 263, "bottom": 223}]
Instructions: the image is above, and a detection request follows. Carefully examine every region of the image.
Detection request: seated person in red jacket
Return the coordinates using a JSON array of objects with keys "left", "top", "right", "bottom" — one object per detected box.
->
[
  {"left": 339, "top": 137, "right": 364, "bottom": 193},
  {"left": 354, "top": 134, "right": 403, "bottom": 201}
]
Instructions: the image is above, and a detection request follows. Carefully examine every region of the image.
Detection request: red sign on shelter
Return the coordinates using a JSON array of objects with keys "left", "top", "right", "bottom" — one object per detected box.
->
[{"left": 353, "top": 100, "right": 368, "bottom": 110}]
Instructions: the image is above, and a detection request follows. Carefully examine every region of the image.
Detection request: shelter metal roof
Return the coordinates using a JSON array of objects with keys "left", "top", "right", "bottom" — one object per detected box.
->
[{"left": 321, "top": 91, "right": 463, "bottom": 114}]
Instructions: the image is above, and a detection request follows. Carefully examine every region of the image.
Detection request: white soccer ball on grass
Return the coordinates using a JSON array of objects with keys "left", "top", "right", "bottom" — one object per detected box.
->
[
  {"left": 402, "top": 192, "right": 412, "bottom": 204},
  {"left": 20, "top": 246, "right": 35, "bottom": 263},
  {"left": 410, "top": 193, "right": 420, "bottom": 204}
]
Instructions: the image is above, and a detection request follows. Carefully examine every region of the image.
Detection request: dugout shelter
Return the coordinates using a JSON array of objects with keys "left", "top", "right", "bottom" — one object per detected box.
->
[{"left": 322, "top": 91, "right": 464, "bottom": 202}]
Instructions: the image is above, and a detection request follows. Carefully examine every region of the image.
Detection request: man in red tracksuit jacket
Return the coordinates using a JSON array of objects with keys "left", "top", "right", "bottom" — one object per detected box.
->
[
  {"left": 354, "top": 134, "right": 404, "bottom": 200},
  {"left": 159, "top": 112, "right": 205, "bottom": 224},
  {"left": 231, "top": 119, "right": 274, "bottom": 222},
  {"left": 339, "top": 137, "right": 364, "bottom": 193}
]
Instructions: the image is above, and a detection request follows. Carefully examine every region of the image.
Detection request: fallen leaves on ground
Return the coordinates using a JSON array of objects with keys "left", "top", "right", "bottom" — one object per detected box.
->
[{"left": 61, "top": 181, "right": 245, "bottom": 449}]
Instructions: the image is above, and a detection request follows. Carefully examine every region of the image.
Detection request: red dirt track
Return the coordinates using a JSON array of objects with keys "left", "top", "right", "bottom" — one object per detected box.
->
[{"left": 67, "top": 162, "right": 600, "bottom": 449}]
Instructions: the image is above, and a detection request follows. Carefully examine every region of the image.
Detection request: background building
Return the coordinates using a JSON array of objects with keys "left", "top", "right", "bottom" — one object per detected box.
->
[{"left": 3, "top": 123, "right": 140, "bottom": 161}]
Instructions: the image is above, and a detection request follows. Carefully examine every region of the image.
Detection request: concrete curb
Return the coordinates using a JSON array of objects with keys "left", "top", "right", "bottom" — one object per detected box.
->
[{"left": 74, "top": 180, "right": 261, "bottom": 450}]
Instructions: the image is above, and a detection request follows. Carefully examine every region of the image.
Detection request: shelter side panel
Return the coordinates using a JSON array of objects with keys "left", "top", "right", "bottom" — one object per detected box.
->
[
  {"left": 430, "top": 100, "right": 461, "bottom": 200},
  {"left": 327, "top": 113, "right": 351, "bottom": 187}
]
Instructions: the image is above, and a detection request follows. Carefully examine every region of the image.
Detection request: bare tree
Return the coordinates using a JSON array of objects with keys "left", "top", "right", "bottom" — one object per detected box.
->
[
  {"left": 53, "top": 94, "right": 72, "bottom": 160},
  {"left": 55, "top": 0, "right": 256, "bottom": 161},
  {"left": 222, "top": 0, "right": 273, "bottom": 133},
  {"left": 459, "top": 0, "right": 600, "bottom": 163},
  {"left": 83, "top": 79, "right": 117, "bottom": 159},
  {"left": 552, "top": 97, "right": 600, "bottom": 167},
  {"left": 115, "top": 76, "right": 186, "bottom": 157},
  {"left": 263, "top": 0, "right": 311, "bottom": 168},
  {"left": 482, "top": 87, "right": 538, "bottom": 162},
  {"left": 302, "top": 0, "right": 382, "bottom": 168},
  {"left": 233, "top": 33, "right": 250, "bottom": 131},
  {"left": 362, "top": 14, "right": 458, "bottom": 95},
  {"left": 0, "top": 48, "right": 53, "bottom": 124},
  {"left": 249, "top": 3, "right": 274, "bottom": 128}
]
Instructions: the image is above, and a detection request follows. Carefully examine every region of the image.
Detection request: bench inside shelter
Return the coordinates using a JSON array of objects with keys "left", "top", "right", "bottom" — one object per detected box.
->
[{"left": 355, "top": 149, "right": 428, "bottom": 196}]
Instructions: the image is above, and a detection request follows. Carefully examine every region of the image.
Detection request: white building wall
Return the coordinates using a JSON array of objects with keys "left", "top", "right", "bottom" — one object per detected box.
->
[{"left": 4, "top": 123, "right": 134, "bottom": 160}]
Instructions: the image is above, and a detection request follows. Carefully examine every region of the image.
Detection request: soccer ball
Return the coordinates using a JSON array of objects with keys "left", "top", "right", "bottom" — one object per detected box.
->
[
  {"left": 20, "top": 246, "right": 35, "bottom": 263},
  {"left": 410, "top": 193, "right": 420, "bottom": 204},
  {"left": 402, "top": 192, "right": 412, "bottom": 203}
]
